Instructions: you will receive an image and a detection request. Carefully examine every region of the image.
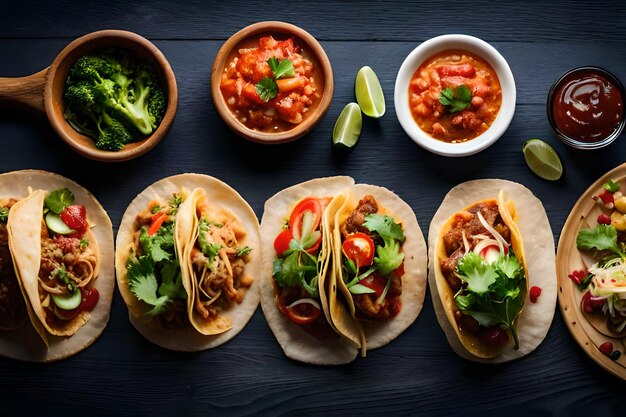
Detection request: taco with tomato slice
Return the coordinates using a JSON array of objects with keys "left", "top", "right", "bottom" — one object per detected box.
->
[
  {"left": 429, "top": 179, "right": 556, "bottom": 362},
  {"left": 116, "top": 174, "right": 260, "bottom": 351},
  {"left": 327, "top": 184, "right": 427, "bottom": 353},
  {"left": 260, "top": 176, "right": 362, "bottom": 365},
  {"left": 0, "top": 170, "right": 114, "bottom": 362}
]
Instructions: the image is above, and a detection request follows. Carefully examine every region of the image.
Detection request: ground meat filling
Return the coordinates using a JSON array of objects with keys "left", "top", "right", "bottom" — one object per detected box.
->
[
  {"left": 343, "top": 195, "right": 402, "bottom": 320},
  {"left": 440, "top": 202, "right": 510, "bottom": 292},
  {"left": 0, "top": 200, "right": 27, "bottom": 331}
]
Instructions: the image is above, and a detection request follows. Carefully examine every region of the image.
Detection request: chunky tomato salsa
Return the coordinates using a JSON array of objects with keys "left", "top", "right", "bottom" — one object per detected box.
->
[
  {"left": 220, "top": 36, "right": 323, "bottom": 132},
  {"left": 409, "top": 50, "right": 502, "bottom": 143}
]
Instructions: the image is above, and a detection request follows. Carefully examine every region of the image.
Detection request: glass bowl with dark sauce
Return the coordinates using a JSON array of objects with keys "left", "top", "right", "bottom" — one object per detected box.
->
[{"left": 547, "top": 67, "right": 625, "bottom": 149}]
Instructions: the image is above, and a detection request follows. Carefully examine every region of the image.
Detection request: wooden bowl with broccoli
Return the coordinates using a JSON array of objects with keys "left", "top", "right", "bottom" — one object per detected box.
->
[{"left": 0, "top": 30, "right": 178, "bottom": 162}]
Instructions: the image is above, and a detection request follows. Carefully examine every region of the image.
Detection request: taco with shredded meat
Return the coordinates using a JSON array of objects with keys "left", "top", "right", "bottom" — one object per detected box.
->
[
  {"left": 0, "top": 198, "right": 27, "bottom": 331},
  {"left": 0, "top": 170, "right": 114, "bottom": 362},
  {"left": 429, "top": 179, "right": 556, "bottom": 362},
  {"left": 115, "top": 174, "right": 260, "bottom": 351},
  {"left": 327, "top": 184, "right": 427, "bottom": 354}
]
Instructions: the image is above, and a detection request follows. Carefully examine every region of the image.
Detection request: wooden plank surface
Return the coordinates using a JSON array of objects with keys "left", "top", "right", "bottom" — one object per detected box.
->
[{"left": 0, "top": 1, "right": 625, "bottom": 415}]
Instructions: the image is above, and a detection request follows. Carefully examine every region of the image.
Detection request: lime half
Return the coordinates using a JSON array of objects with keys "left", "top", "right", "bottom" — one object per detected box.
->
[
  {"left": 355, "top": 66, "right": 385, "bottom": 119},
  {"left": 333, "top": 102, "right": 363, "bottom": 149},
  {"left": 522, "top": 139, "right": 563, "bottom": 181}
]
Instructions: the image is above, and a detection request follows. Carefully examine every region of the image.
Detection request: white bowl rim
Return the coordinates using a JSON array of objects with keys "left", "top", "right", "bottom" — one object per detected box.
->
[{"left": 394, "top": 34, "right": 516, "bottom": 157}]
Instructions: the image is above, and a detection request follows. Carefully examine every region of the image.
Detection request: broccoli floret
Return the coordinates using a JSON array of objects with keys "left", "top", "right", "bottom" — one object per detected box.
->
[{"left": 63, "top": 51, "right": 167, "bottom": 150}]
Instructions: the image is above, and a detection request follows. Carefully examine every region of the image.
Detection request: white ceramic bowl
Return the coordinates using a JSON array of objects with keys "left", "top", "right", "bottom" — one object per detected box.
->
[{"left": 394, "top": 34, "right": 516, "bottom": 157}]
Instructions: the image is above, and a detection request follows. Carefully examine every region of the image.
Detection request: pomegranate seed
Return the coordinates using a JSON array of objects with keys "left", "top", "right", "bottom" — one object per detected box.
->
[
  {"left": 581, "top": 292, "right": 605, "bottom": 313},
  {"left": 568, "top": 270, "right": 586, "bottom": 285},
  {"left": 597, "top": 214, "right": 612, "bottom": 225},
  {"left": 599, "top": 341, "right": 613, "bottom": 356},
  {"left": 529, "top": 286, "right": 542, "bottom": 303}
]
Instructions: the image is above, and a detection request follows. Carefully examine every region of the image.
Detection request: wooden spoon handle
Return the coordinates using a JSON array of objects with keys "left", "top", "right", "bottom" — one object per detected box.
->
[{"left": 0, "top": 68, "right": 48, "bottom": 112}]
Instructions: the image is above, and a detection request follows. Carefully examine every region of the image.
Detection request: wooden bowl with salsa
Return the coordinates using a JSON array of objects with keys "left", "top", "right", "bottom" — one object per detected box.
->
[
  {"left": 211, "top": 22, "right": 333, "bottom": 144},
  {"left": 394, "top": 35, "right": 516, "bottom": 157}
]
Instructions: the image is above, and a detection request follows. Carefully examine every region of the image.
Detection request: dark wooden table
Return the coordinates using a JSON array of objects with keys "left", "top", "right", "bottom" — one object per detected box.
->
[{"left": 1, "top": 1, "right": 624, "bottom": 415}]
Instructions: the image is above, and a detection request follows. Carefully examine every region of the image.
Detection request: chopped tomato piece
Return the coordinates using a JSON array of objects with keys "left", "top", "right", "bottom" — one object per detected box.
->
[
  {"left": 60, "top": 205, "right": 88, "bottom": 233},
  {"left": 148, "top": 212, "right": 167, "bottom": 236},
  {"left": 359, "top": 273, "right": 387, "bottom": 299},
  {"left": 343, "top": 232, "right": 375, "bottom": 269}
]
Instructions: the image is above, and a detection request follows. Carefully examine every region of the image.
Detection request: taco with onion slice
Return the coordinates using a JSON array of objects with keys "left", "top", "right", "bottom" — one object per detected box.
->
[
  {"left": 116, "top": 174, "right": 260, "bottom": 351},
  {"left": 0, "top": 170, "right": 114, "bottom": 362},
  {"left": 429, "top": 179, "right": 556, "bottom": 362},
  {"left": 327, "top": 184, "right": 427, "bottom": 354},
  {"left": 260, "top": 176, "right": 361, "bottom": 365}
]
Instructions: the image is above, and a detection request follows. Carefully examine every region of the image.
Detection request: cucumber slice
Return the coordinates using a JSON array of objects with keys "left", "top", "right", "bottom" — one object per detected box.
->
[
  {"left": 51, "top": 288, "right": 82, "bottom": 310},
  {"left": 45, "top": 212, "right": 75, "bottom": 235}
]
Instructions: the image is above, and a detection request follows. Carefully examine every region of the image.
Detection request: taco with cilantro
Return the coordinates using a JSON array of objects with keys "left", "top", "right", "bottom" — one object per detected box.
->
[
  {"left": 327, "top": 184, "right": 427, "bottom": 355},
  {"left": 115, "top": 174, "right": 260, "bottom": 351},
  {"left": 260, "top": 176, "right": 362, "bottom": 365},
  {"left": 429, "top": 179, "right": 556, "bottom": 362},
  {"left": 0, "top": 170, "right": 114, "bottom": 362}
]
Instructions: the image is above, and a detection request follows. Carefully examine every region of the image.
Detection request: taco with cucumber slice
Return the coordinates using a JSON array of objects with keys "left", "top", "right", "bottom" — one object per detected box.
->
[
  {"left": 260, "top": 176, "right": 362, "bottom": 365},
  {"left": 0, "top": 169, "right": 114, "bottom": 362},
  {"left": 429, "top": 179, "right": 556, "bottom": 362},
  {"left": 327, "top": 184, "right": 427, "bottom": 354},
  {"left": 115, "top": 174, "right": 260, "bottom": 351}
]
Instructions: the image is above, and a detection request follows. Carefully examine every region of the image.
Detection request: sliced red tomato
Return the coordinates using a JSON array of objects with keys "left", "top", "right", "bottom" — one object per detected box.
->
[
  {"left": 148, "top": 212, "right": 167, "bottom": 236},
  {"left": 80, "top": 288, "right": 99, "bottom": 312},
  {"left": 395, "top": 262, "right": 405, "bottom": 278},
  {"left": 274, "top": 229, "right": 293, "bottom": 257},
  {"left": 289, "top": 197, "right": 322, "bottom": 241},
  {"left": 343, "top": 232, "right": 375, "bottom": 268},
  {"left": 359, "top": 273, "right": 387, "bottom": 299},
  {"left": 60, "top": 205, "right": 88, "bottom": 233},
  {"left": 285, "top": 301, "right": 321, "bottom": 325}
]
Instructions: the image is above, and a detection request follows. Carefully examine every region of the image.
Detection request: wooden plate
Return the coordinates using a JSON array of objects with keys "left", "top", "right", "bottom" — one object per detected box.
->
[{"left": 556, "top": 162, "right": 626, "bottom": 379}]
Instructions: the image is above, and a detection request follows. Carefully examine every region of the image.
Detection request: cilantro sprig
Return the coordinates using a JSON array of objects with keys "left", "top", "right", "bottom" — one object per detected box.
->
[
  {"left": 255, "top": 57, "right": 295, "bottom": 102},
  {"left": 576, "top": 224, "right": 625, "bottom": 258},
  {"left": 44, "top": 188, "right": 74, "bottom": 214},
  {"left": 604, "top": 180, "right": 621, "bottom": 193},
  {"left": 454, "top": 251, "right": 526, "bottom": 349},
  {"left": 439, "top": 85, "right": 472, "bottom": 113}
]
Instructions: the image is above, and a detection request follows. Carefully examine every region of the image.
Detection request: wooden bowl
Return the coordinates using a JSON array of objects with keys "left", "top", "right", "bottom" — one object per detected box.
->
[
  {"left": 0, "top": 30, "right": 178, "bottom": 162},
  {"left": 211, "top": 21, "right": 333, "bottom": 144}
]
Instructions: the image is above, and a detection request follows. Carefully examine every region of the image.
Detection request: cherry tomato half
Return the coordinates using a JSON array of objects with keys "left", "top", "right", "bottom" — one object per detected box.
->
[
  {"left": 285, "top": 301, "right": 321, "bottom": 325},
  {"left": 343, "top": 232, "right": 375, "bottom": 269},
  {"left": 274, "top": 229, "right": 293, "bottom": 257},
  {"left": 60, "top": 205, "right": 88, "bottom": 233},
  {"left": 359, "top": 273, "right": 388, "bottom": 299},
  {"left": 289, "top": 197, "right": 322, "bottom": 241}
]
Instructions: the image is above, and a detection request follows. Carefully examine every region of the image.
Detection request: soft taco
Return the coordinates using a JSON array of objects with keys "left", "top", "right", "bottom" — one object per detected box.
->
[
  {"left": 429, "top": 179, "right": 556, "bottom": 362},
  {"left": 0, "top": 198, "right": 27, "bottom": 331},
  {"left": 260, "top": 176, "right": 361, "bottom": 365},
  {"left": 327, "top": 184, "right": 427, "bottom": 353},
  {"left": 0, "top": 170, "right": 114, "bottom": 362},
  {"left": 115, "top": 174, "right": 260, "bottom": 351}
]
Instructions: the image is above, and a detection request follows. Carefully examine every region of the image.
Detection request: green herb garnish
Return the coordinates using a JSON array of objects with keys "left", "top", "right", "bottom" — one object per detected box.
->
[
  {"left": 439, "top": 85, "right": 472, "bottom": 113},
  {"left": 52, "top": 267, "right": 76, "bottom": 292},
  {"left": 236, "top": 246, "right": 252, "bottom": 257},
  {"left": 255, "top": 58, "right": 294, "bottom": 102},
  {"left": 44, "top": 188, "right": 74, "bottom": 214},
  {"left": 576, "top": 224, "right": 624, "bottom": 257},
  {"left": 605, "top": 180, "right": 621, "bottom": 193},
  {"left": 0, "top": 207, "right": 8, "bottom": 223},
  {"left": 79, "top": 238, "right": 90, "bottom": 249}
]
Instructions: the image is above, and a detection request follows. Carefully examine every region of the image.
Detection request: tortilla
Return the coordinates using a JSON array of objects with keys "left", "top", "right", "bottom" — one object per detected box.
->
[
  {"left": 259, "top": 176, "right": 359, "bottom": 365},
  {"left": 428, "top": 179, "right": 556, "bottom": 363},
  {"left": 0, "top": 199, "right": 27, "bottom": 331},
  {"left": 328, "top": 184, "right": 428, "bottom": 351},
  {"left": 0, "top": 170, "right": 114, "bottom": 362},
  {"left": 115, "top": 173, "right": 261, "bottom": 351}
]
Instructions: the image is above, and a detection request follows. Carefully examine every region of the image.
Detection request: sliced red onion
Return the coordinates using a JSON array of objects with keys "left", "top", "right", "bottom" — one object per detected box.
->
[
  {"left": 590, "top": 295, "right": 609, "bottom": 301},
  {"left": 477, "top": 211, "right": 508, "bottom": 254},
  {"left": 286, "top": 298, "right": 321, "bottom": 310},
  {"left": 473, "top": 238, "right": 500, "bottom": 256}
]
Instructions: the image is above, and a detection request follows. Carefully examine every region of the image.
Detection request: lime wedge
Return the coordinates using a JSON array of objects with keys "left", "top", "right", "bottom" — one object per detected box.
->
[
  {"left": 522, "top": 139, "right": 563, "bottom": 181},
  {"left": 333, "top": 102, "right": 362, "bottom": 149},
  {"left": 355, "top": 66, "right": 385, "bottom": 118}
]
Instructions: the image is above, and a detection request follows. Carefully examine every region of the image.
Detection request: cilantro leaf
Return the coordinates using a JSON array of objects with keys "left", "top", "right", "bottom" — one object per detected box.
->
[
  {"left": 605, "top": 180, "right": 621, "bottom": 193},
  {"left": 44, "top": 188, "right": 74, "bottom": 214},
  {"left": 236, "top": 246, "right": 252, "bottom": 257},
  {"left": 169, "top": 194, "right": 183, "bottom": 215},
  {"left": 139, "top": 226, "right": 171, "bottom": 263},
  {"left": 374, "top": 238, "right": 404, "bottom": 276},
  {"left": 268, "top": 57, "right": 280, "bottom": 73},
  {"left": 456, "top": 252, "right": 498, "bottom": 294},
  {"left": 0, "top": 207, "right": 8, "bottom": 223},
  {"left": 274, "top": 59, "right": 295, "bottom": 79},
  {"left": 272, "top": 250, "right": 318, "bottom": 298},
  {"left": 127, "top": 256, "right": 171, "bottom": 316},
  {"left": 438, "top": 85, "right": 472, "bottom": 113},
  {"left": 158, "top": 261, "right": 186, "bottom": 299},
  {"left": 494, "top": 254, "right": 522, "bottom": 279},
  {"left": 576, "top": 224, "right": 623, "bottom": 257},
  {"left": 79, "top": 238, "right": 89, "bottom": 249},
  {"left": 363, "top": 214, "right": 405, "bottom": 242},
  {"left": 255, "top": 76, "right": 278, "bottom": 102}
]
